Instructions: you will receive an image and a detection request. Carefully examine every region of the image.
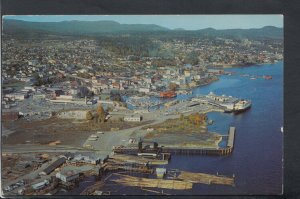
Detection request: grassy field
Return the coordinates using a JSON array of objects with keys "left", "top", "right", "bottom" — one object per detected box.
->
[{"left": 142, "top": 114, "right": 221, "bottom": 148}]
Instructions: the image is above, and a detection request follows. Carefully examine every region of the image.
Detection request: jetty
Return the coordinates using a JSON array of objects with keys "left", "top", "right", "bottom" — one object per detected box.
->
[{"left": 113, "top": 127, "right": 236, "bottom": 156}]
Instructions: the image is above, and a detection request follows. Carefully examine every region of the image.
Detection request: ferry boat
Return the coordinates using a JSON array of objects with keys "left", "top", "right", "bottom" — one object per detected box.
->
[
  {"left": 233, "top": 99, "right": 252, "bottom": 113},
  {"left": 204, "top": 92, "right": 252, "bottom": 113}
]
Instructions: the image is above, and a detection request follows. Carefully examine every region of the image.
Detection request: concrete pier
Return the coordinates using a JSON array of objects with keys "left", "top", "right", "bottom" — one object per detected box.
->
[{"left": 113, "top": 127, "right": 236, "bottom": 156}]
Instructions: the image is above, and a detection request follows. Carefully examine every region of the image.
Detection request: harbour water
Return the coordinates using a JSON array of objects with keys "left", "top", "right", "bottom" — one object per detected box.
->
[
  {"left": 134, "top": 61, "right": 282, "bottom": 195},
  {"left": 165, "top": 61, "right": 283, "bottom": 195},
  {"left": 69, "top": 62, "right": 283, "bottom": 195}
]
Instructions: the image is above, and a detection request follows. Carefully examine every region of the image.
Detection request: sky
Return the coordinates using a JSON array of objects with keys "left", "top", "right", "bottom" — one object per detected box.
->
[{"left": 3, "top": 15, "right": 283, "bottom": 30}]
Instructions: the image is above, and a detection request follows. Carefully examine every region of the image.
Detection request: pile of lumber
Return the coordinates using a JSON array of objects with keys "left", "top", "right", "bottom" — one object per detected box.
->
[
  {"left": 177, "top": 171, "right": 234, "bottom": 186},
  {"left": 111, "top": 173, "right": 192, "bottom": 190}
]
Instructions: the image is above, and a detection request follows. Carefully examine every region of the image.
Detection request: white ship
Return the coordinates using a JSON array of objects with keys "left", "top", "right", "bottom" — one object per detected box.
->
[
  {"left": 198, "top": 92, "right": 252, "bottom": 113},
  {"left": 233, "top": 99, "right": 252, "bottom": 113}
]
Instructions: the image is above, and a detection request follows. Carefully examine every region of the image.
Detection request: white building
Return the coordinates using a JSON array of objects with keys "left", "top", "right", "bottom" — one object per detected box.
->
[
  {"left": 56, "top": 170, "right": 79, "bottom": 182},
  {"left": 57, "top": 110, "right": 89, "bottom": 120},
  {"left": 56, "top": 95, "right": 73, "bottom": 100},
  {"left": 139, "top": 88, "right": 150, "bottom": 93},
  {"left": 31, "top": 180, "right": 49, "bottom": 190},
  {"left": 124, "top": 115, "right": 142, "bottom": 122},
  {"left": 33, "top": 94, "right": 46, "bottom": 100},
  {"left": 5, "top": 93, "right": 28, "bottom": 100}
]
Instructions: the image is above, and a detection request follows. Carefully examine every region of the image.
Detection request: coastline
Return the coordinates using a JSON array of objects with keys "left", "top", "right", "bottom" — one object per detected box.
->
[{"left": 222, "top": 60, "right": 283, "bottom": 68}]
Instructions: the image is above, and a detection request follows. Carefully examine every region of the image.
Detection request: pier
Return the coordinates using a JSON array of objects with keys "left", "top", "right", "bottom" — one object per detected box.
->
[
  {"left": 227, "top": 126, "right": 235, "bottom": 149},
  {"left": 161, "top": 147, "right": 232, "bottom": 156},
  {"left": 113, "top": 127, "right": 236, "bottom": 156}
]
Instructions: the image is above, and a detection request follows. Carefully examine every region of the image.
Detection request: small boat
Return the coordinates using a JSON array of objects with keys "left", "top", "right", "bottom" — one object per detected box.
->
[
  {"left": 250, "top": 77, "right": 256, "bottom": 80},
  {"left": 281, "top": 126, "right": 283, "bottom": 133},
  {"left": 263, "top": 75, "right": 272, "bottom": 80}
]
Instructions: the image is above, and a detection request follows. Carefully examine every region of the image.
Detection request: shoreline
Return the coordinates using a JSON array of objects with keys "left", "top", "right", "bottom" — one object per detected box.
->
[{"left": 222, "top": 60, "right": 283, "bottom": 68}]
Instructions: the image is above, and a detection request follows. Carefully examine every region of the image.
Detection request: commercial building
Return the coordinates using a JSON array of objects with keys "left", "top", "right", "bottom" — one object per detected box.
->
[
  {"left": 39, "top": 157, "right": 66, "bottom": 176},
  {"left": 124, "top": 115, "right": 142, "bottom": 122}
]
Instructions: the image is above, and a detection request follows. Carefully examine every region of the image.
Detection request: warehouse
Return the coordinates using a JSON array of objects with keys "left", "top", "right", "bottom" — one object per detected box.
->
[
  {"left": 39, "top": 157, "right": 66, "bottom": 176},
  {"left": 124, "top": 115, "right": 142, "bottom": 122},
  {"left": 56, "top": 170, "right": 80, "bottom": 183}
]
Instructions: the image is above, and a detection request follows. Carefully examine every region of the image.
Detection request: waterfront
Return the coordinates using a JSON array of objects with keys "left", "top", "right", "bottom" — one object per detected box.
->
[
  {"left": 169, "top": 61, "right": 283, "bottom": 195},
  {"left": 106, "top": 61, "right": 283, "bottom": 195},
  {"left": 1, "top": 15, "right": 284, "bottom": 196}
]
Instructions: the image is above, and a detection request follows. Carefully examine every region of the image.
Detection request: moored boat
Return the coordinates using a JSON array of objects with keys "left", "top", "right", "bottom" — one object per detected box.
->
[
  {"left": 263, "top": 75, "right": 272, "bottom": 80},
  {"left": 233, "top": 99, "right": 252, "bottom": 113}
]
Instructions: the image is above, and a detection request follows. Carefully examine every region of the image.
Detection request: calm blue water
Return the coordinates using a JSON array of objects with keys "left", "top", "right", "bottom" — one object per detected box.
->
[
  {"left": 72, "top": 62, "right": 283, "bottom": 195},
  {"left": 127, "top": 62, "right": 282, "bottom": 195},
  {"left": 164, "top": 61, "right": 283, "bottom": 195}
]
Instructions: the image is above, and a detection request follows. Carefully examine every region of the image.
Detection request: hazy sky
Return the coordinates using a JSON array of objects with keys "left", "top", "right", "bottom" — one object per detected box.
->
[{"left": 3, "top": 15, "right": 283, "bottom": 30}]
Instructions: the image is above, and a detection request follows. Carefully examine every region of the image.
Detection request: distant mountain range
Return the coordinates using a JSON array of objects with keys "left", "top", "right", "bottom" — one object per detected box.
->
[{"left": 2, "top": 19, "right": 283, "bottom": 40}]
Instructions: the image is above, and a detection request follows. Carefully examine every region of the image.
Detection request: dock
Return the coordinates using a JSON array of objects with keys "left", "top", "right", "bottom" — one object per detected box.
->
[
  {"left": 113, "top": 127, "right": 236, "bottom": 156},
  {"left": 227, "top": 126, "right": 235, "bottom": 148}
]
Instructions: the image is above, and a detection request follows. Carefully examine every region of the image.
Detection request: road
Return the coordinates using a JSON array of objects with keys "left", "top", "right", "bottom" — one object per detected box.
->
[
  {"left": 2, "top": 144, "right": 93, "bottom": 154},
  {"left": 82, "top": 103, "right": 223, "bottom": 154}
]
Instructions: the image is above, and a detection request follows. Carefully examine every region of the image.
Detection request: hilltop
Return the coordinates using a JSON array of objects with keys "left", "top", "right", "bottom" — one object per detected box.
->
[{"left": 2, "top": 19, "right": 283, "bottom": 40}]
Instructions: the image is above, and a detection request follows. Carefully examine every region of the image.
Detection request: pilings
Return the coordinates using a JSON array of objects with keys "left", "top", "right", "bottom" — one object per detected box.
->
[
  {"left": 113, "top": 147, "right": 233, "bottom": 156},
  {"left": 113, "top": 127, "right": 236, "bottom": 156},
  {"left": 161, "top": 147, "right": 233, "bottom": 156}
]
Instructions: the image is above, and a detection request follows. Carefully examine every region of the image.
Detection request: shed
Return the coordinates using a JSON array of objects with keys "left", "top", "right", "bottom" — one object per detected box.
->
[
  {"left": 156, "top": 168, "right": 167, "bottom": 178},
  {"left": 56, "top": 170, "right": 79, "bottom": 182},
  {"left": 39, "top": 157, "right": 66, "bottom": 175},
  {"left": 31, "top": 180, "right": 49, "bottom": 190}
]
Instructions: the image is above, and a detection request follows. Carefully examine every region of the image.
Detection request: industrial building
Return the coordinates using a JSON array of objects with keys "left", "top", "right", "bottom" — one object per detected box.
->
[
  {"left": 70, "top": 153, "right": 108, "bottom": 165},
  {"left": 124, "top": 115, "right": 142, "bottom": 122},
  {"left": 31, "top": 180, "right": 49, "bottom": 190},
  {"left": 56, "top": 170, "right": 80, "bottom": 183},
  {"left": 39, "top": 157, "right": 66, "bottom": 176}
]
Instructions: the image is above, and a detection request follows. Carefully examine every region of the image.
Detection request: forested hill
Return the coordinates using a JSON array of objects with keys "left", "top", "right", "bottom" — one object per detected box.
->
[{"left": 2, "top": 19, "right": 283, "bottom": 40}]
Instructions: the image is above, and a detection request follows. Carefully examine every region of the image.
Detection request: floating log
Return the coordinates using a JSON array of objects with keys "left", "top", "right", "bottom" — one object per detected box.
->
[
  {"left": 111, "top": 173, "right": 192, "bottom": 190},
  {"left": 177, "top": 171, "right": 234, "bottom": 186}
]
